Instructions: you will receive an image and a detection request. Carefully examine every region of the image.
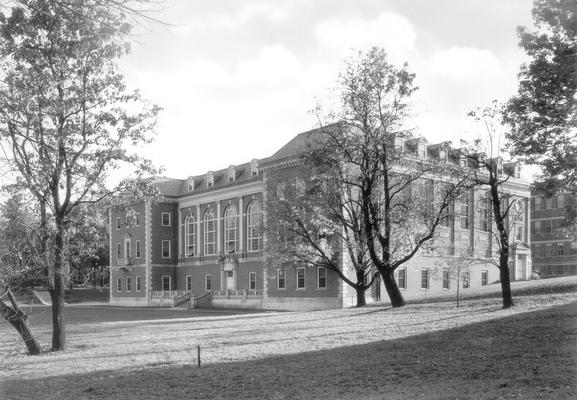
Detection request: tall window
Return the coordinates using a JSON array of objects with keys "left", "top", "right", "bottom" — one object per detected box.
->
[
  {"left": 186, "top": 275, "right": 192, "bottom": 291},
  {"left": 162, "top": 275, "right": 171, "bottom": 291},
  {"left": 116, "top": 243, "right": 121, "bottom": 259},
  {"left": 116, "top": 217, "right": 121, "bottom": 230},
  {"left": 479, "top": 196, "right": 490, "bottom": 231},
  {"left": 124, "top": 238, "right": 131, "bottom": 258},
  {"left": 442, "top": 268, "right": 450, "bottom": 289},
  {"left": 135, "top": 240, "right": 141, "bottom": 258},
  {"left": 296, "top": 267, "right": 305, "bottom": 289},
  {"left": 203, "top": 209, "right": 216, "bottom": 255},
  {"left": 126, "top": 277, "right": 131, "bottom": 292},
  {"left": 116, "top": 276, "right": 122, "bottom": 292},
  {"left": 317, "top": 267, "right": 327, "bottom": 289},
  {"left": 558, "top": 194, "right": 565, "bottom": 208},
  {"left": 205, "top": 274, "right": 212, "bottom": 291},
  {"left": 135, "top": 276, "right": 141, "bottom": 292},
  {"left": 249, "top": 272, "right": 256, "bottom": 290},
  {"left": 462, "top": 271, "right": 470, "bottom": 288},
  {"left": 421, "top": 268, "right": 429, "bottom": 289},
  {"left": 460, "top": 192, "right": 469, "bottom": 230},
  {"left": 184, "top": 213, "right": 196, "bottom": 257},
  {"left": 481, "top": 270, "right": 488, "bottom": 286},
  {"left": 278, "top": 269, "right": 286, "bottom": 289},
  {"left": 247, "top": 201, "right": 261, "bottom": 252},
  {"left": 557, "top": 243, "right": 565, "bottom": 256},
  {"left": 397, "top": 268, "right": 407, "bottom": 289},
  {"left": 161, "top": 240, "right": 171, "bottom": 258},
  {"left": 161, "top": 212, "right": 171, "bottom": 227},
  {"left": 224, "top": 205, "right": 238, "bottom": 253}
]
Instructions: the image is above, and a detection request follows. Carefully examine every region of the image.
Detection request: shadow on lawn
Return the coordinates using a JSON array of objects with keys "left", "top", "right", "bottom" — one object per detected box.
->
[{"left": 3, "top": 302, "right": 576, "bottom": 400}]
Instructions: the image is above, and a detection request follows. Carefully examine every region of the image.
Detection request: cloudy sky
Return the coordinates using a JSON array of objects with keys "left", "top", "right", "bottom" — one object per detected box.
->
[{"left": 120, "top": 0, "right": 534, "bottom": 179}]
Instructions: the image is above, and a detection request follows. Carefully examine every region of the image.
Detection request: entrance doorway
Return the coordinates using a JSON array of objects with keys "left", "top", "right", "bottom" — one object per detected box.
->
[{"left": 226, "top": 270, "right": 235, "bottom": 290}]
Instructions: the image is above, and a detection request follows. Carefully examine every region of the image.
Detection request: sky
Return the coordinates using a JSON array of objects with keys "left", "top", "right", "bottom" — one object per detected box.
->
[{"left": 119, "top": 0, "right": 535, "bottom": 180}]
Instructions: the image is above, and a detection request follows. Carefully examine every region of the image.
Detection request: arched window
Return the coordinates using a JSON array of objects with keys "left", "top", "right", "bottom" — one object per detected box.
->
[
  {"left": 203, "top": 208, "right": 216, "bottom": 255},
  {"left": 247, "top": 201, "right": 261, "bottom": 252},
  {"left": 224, "top": 205, "right": 238, "bottom": 253},
  {"left": 184, "top": 213, "right": 196, "bottom": 257}
]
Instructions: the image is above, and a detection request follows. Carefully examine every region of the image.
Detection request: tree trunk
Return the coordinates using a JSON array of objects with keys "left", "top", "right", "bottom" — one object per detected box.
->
[
  {"left": 382, "top": 269, "right": 405, "bottom": 308},
  {"left": 499, "top": 256, "right": 514, "bottom": 309},
  {"left": 0, "top": 290, "right": 43, "bottom": 355},
  {"left": 355, "top": 286, "right": 366, "bottom": 307},
  {"left": 50, "top": 220, "right": 67, "bottom": 351}
]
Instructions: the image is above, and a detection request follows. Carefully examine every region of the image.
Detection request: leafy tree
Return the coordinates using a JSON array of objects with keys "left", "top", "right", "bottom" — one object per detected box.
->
[
  {"left": 314, "top": 48, "right": 473, "bottom": 308},
  {"left": 0, "top": 0, "right": 160, "bottom": 351},
  {"left": 267, "top": 147, "right": 376, "bottom": 307},
  {"left": 505, "top": 0, "right": 577, "bottom": 237}
]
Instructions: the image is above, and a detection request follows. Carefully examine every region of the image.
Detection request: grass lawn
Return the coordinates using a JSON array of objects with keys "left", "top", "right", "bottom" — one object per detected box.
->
[{"left": 0, "top": 278, "right": 576, "bottom": 399}]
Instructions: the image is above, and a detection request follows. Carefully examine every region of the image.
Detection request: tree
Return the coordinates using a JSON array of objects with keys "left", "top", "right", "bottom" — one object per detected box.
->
[
  {"left": 466, "top": 102, "right": 529, "bottom": 309},
  {"left": 314, "top": 48, "right": 473, "bottom": 308},
  {"left": 0, "top": 0, "right": 160, "bottom": 351},
  {"left": 267, "top": 144, "right": 376, "bottom": 307},
  {"left": 505, "top": 0, "right": 577, "bottom": 237}
]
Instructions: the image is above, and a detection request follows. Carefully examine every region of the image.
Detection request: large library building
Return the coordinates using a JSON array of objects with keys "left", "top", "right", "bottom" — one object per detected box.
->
[{"left": 108, "top": 127, "right": 533, "bottom": 310}]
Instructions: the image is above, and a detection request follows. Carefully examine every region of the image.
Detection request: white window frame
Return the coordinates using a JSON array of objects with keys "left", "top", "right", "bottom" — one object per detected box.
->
[
  {"left": 126, "top": 276, "right": 131, "bottom": 292},
  {"left": 557, "top": 243, "right": 565, "bottom": 256},
  {"left": 203, "top": 209, "right": 216, "bottom": 255},
  {"left": 124, "top": 238, "right": 131, "bottom": 259},
  {"left": 116, "top": 243, "right": 121, "bottom": 259},
  {"left": 462, "top": 271, "right": 470, "bottom": 288},
  {"left": 186, "top": 275, "right": 192, "bottom": 292},
  {"left": 135, "top": 276, "right": 141, "bottom": 292},
  {"left": 278, "top": 268, "right": 286, "bottom": 289},
  {"left": 116, "top": 276, "right": 122, "bottom": 292},
  {"left": 161, "top": 240, "right": 171, "bottom": 259},
  {"left": 481, "top": 270, "right": 488, "bottom": 286},
  {"left": 397, "top": 268, "right": 407, "bottom": 289},
  {"left": 161, "top": 212, "right": 171, "bottom": 227},
  {"left": 184, "top": 213, "right": 196, "bottom": 257},
  {"left": 207, "top": 172, "right": 214, "bottom": 188},
  {"left": 421, "top": 268, "right": 430, "bottom": 290},
  {"left": 442, "top": 268, "right": 450, "bottom": 290},
  {"left": 247, "top": 201, "right": 261, "bottom": 252},
  {"left": 228, "top": 166, "right": 235, "bottom": 182},
  {"left": 187, "top": 179, "right": 195, "bottom": 192},
  {"left": 205, "top": 274, "right": 212, "bottom": 291},
  {"left": 135, "top": 240, "right": 141, "bottom": 258},
  {"left": 161, "top": 275, "right": 171, "bottom": 292},
  {"left": 296, "top": 267, "right": 306, "bottom": 289},
  {"left": 249, "top": 272, "right": 256, "bottom": 290},
  {"left": 317, "top": 267, "right": 327, "bottom": 289},
  {"left": 224, "top": 205, "right": 238, "bottom": 254},
  {"left": 135, "top": 213, "right": 140, "bottom": 227}
]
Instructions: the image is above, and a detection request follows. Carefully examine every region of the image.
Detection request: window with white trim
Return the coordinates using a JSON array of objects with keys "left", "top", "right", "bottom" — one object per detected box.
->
[
  {"left": 317, "top": 267, "right": 327, "bottom": 289},
  {"left": 184, "top": 213, "right": 196, "bottom": 257},
  {"left": 462, "top": 271, "right": 470, "bottom": 288},
  {"left": 187, "top": 178, "right": 195, "bottom": 192},
  {"left": 135, "top": 213, "right": 140, "bottom": 226},
  {"left": 116, "top": 243, "right": 121, "bottom": 259},
  {"left": 421, "top": 268, "right": 430, "bottom": 289},
  {"left": 296, "top": 267, "right": 305, "bottom": 289},
  {"left": 161, "top": 240, "right": 171, "bottom": 258},
  {"left": 205, "top": 274, "right": 212, "bottom": 291},
  {"left": 557, "top": 243, "right": 565, "bottom": 256},
  {"left": 135, "top": 240, "right": 141, "bottom": 258},
  {"left": 479, "top": 195, "right": 490, "bottom": 231},
  {"left": 481, "top": 270, "right": 488, "bottom": 286},
  {"left": 162, "top": 275, "right": 171, "bottom": 291},
  {"left": 224, "top": 205, "right": 238, "bottom": 253},
  {"left": 186, "top": 275, "right": 192, "bottom": 291},
  {"left": 460, "top": 192, "right": 469, "bottom": 230},
  {"left": 249, "top": 272, "right": 256, "bottom": 290},
  {"left": 397, "top": 268, "right": 407, "bottom": 289},
  {"left": 161, "top": 212, "right": 171, "bottom": 227},
  {"left": 250, "top": 159, "right": 259, "bottom": 176},
  {"left": 228, "top": 166, "right": 235, "bottom": 182},
  {"left": 278, "top": 269, "right": 286, "bottom": 289},
  {"left": 207, "top": 172, "right": 214, "bottom": 188},
  {"left": 116, "top": 276, "right": 122, "bottom": 292},
  {"left": 126, "top": 276, "right": 131, "bottom": 292},
  {"left": 135, "top": 276, "right": 141, "bottom": 292},
  {"left": 442, "top": 268, "right": 450, "bottom": 289},
  {"left": 203, "top": 209, "right": 216, "bottom": 255},
  {"left": 247, "top": 201, "right": 261, "bottom": 252}
]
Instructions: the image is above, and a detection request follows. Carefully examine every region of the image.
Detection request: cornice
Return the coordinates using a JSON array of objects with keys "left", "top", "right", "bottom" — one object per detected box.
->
[{"left": 177, "top": 180, "right": 264, "bottom": 207}]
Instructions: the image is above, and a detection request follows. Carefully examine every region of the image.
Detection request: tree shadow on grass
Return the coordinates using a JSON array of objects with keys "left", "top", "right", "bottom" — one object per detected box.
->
[{"left": 3, "top": 302, "right": 576, "bottom": 400}]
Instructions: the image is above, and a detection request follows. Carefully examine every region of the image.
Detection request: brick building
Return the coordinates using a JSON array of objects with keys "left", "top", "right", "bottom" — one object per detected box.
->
[
  {"left": 108, "top": 127, "right": 532, "bottom": 310},
  {"left": 530, "top": 192, "right": 577, "bottom": 278}
]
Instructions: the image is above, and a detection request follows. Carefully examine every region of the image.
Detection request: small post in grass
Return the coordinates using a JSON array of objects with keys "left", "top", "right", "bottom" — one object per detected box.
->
[{"left": 197, "top": 345, "right": 201, "bottom": 367}]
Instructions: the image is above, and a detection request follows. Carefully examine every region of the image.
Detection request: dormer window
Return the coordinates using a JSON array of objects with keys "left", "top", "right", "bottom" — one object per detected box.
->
[
  {"left": 228, "top": 166, "right": 236, "bottom": 182},
  {"left": 187, "top": 177, "right": 195, "bottom": 192},
  {"left": 207, "top": 172, "right": 214, "bottom": 188},
  {"left": 250, "top": 159, "right": 259, "bottom": 177},
  {"left": 394, "top": 137, "right": 405, "bottom": 152},
  {"left": 419, "top": 144, "right": 427, "bottom": 158}
]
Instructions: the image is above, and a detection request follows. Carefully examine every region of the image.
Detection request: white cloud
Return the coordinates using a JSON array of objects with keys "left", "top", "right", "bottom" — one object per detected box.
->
[
  {"left": 315, "top": 13, "right": 417, "bottom": 65},
  {"left": 428, "top": 47, "right": 502, "bottom": 81}
]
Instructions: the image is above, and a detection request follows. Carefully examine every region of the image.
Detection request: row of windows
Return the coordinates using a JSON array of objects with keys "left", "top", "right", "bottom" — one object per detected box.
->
[
  {"left": 276, "top": 267, "right": 327, "bottom": 290},
  {"left": 116, "top": 276, "right": 142, "bottom": 292},
  {"left": 532, "top": 243, "right": 577, "bottom": 258},
  {"left": 116, "top": 240, "right": 142, "bottom": 259},
  {"left": 532, "top": 195, "right": 566, "bottom": 210},
  {"left": 531, "top": 219, "right": 564, "bottom": 234},
  {"left": 396, "top": 268, "right": 488, "bottom": 290},
  {"left": 184, "top": 202, "right": 262, "bottom": 257}
]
